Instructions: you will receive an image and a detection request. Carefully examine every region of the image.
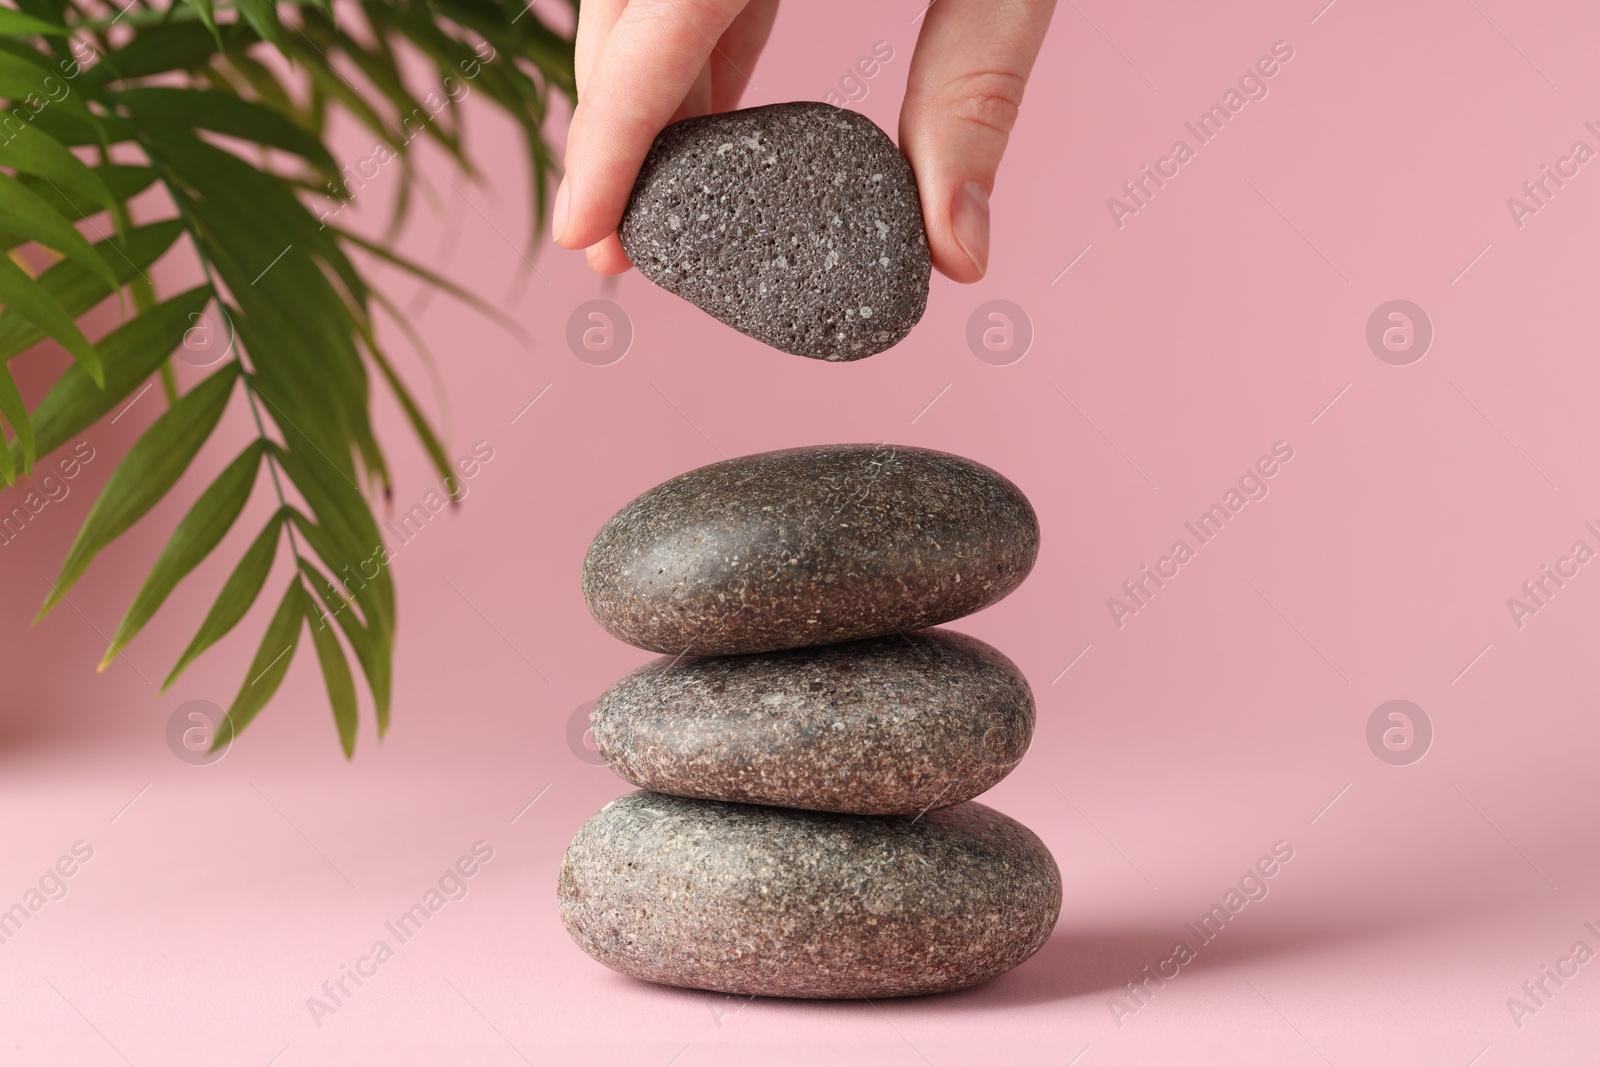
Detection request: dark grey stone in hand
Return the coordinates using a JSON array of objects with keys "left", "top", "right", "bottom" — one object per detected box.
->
[{"left": 618, "top": 102, "right": 931, "bottom": 360}]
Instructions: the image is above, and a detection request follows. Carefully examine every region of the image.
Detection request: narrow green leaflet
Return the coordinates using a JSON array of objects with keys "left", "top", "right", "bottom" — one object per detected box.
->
[
  {"left": 212, "top": 580, "right": 302, "bottom": 750},
  {"left": 431, "top": 0, "right": 575, "bottom": 95},
  {"left": 357, "top": 303, "right": 452, "bottom": 491},
  {"left": 0, "top": 8, "right": 66, "bottom": 35},
  {"left": 0, "top": 173, "right": 118, "bottom": 291},
  {"left": 308, "top": 24, "right": 464, "bottom": 168},
  {"left": 303, "top": 580, "right": 359, "bottom": 756},
  {"left": 0, "top": 252, "right": 101, "bottom": 384},
  {"left": 22, "top": 110, "right": 108, "bottom": 149},
  {"left": 0, "top": 361, "right": 32, "bottom": 476},
  {"left": 336, "top": 226, "right": 529, "bottom": 340},
  {"left": 0, "top": 421, "right": 13, "bottom": 484},
  {"left": 21, "top": 163, "right": 157, "bottom": 220},
  {"left": 221, "top": 50, "right": 295, "bottom": 116},
  {"left": 96, "top": 165, "right": 165, "bottom": 202},
  {"left": 275, "top": 454, "right": 396, "bottom": 731},
  {"left": 296, "top": 60, "right": 398, "bottom": 165},
  {"left": 0, "top": 220, "right": 185, "bottom": 362},
  {"left": 180, "top": 0, "right": 220, "bottom": 44},
  {"left": 284, "top": 508, "right": 371, "bottom": 606},
  {"left": 231, "top": 0, "right": 283, "bottom": 48},
  {"left": 165, "top": 511, "right": 284, "bottom": 689},
  {"left": 100, "top": 441, "right": 264, "bottom": 670},
  {"left": 294, "top": 537, "right": 389, "bottom": 734},
  {"left": 0, "top": 49, "right": 59, "bottom": 100},
  {"left": 20, "top": 285, "right": 211, "bottom": 463},
  {"left": 296, "top": 556, "right": 360, "bottom": 628},
  {"left": 82, "top": 22, "right": 239, "bottom": 85},
  {"left": 270, "top": 441, "right": 389, "bottom": 611},
  {"left": 39, "top": 363, "right": 239, "bottom": 618},
  {"left": 0, "top": 125, "right": 115, "bottom": 213},
  {"left": 114, "top": 88, "right": 338, "bottom": 178}
]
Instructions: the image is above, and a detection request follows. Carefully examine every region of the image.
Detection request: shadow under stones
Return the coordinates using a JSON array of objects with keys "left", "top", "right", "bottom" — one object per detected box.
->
[{"left": 925, "top": 911, "right": 1464, "bottom": 1011}]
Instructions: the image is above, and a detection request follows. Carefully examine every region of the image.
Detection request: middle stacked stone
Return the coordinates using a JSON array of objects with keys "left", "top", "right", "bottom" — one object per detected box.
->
[
  {"left": 561, "top": 443, "right": 1060, "bottom": 998},
  {"left": 591, "top": 629, "right": 1033, "bottom": 815}
]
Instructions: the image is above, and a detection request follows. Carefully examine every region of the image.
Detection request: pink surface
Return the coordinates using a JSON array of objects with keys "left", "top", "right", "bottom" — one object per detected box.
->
[{"left": 4, "top": 0, "right": 1600, "bottom": 1062}]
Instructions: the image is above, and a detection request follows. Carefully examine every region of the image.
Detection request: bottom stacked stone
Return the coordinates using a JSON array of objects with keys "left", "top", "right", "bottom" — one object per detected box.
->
[{"left": 558, "top": 792, "right": 1061, "bottom": 999}]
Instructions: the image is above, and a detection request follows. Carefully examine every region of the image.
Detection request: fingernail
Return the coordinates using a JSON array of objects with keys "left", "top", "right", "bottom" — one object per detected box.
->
[
  {"left": 552, "top": 177, "right": 570, "bottom": 243},
  {"left": 952, "top": 182, "right": 990, "bottom": 278}
]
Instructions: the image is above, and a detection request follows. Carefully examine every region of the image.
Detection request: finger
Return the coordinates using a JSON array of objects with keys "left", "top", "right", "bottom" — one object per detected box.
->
[
  {"left": 555, "top": 0, "right": 751, "bottom": 249},
  {"left": 592, "top": 63, "right": 709, "bottom": 277},
  {"left": 898, "top": 0, "right": 1056, "bottom": 281},
  {"left": 573, "top": 0, "right": 630, "bottom": 96},
  {"left": 709, "top": 0, "right": 779, "bottom": 112},
  {"left": 674, "top": 63, "right": 714, "bottom": 122},
  {"left": 567, "top": 0, "right": 629, "bottom": 273},
  {"left": 585, "top": 233, "right": 634, "bottom": 275}
]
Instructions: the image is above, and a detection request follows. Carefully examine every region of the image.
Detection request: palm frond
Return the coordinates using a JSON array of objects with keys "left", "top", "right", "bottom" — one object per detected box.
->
[{"left": 1, "top": 0, "right": 573, "bottom": 755}]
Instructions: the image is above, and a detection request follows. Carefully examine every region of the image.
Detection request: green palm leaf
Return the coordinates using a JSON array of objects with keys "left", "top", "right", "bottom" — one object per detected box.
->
[
  {"left": 21, "top": 164, "right": 160, "bottom": 219},
  {"left": 0, "top": 0, "right": 574, "bottom": 756},
  {"left": 100, "top": 441, "right": 265, "bottom": 669},
  {"left": 303, "top": 578, "right": 359, "bottom": 755},
  {"left": 0, "top": 174, "right": 119, "bottom": 291},
  {"left": 212, "top": 580, "right": 303, "bottom": 751},
  {"left": 0, "top": 49, "right": 63, "bottom": 99},
  {"left": 180, "top": 0, "right": 221, "bottom": 44},
  {"left": 39, "top": 363, "right": 239, "bottom": 619},
  {"left": 0, "top": 220, "right": 184, "bottom": 362},
  {"left": 165, "top": 511, "right": 285, "bottom": 689},
  {"left": 293, "top": 519, "right": 390, "bottom": 732},
  {"left": 114, "top": 87, "right": 339, "bottom": 179},
  {"left": 0, "top": 8, "right": 66, "bottom": 36},
  {"left": 0, "top": 126, "right": 116, "bottom": 213},
  {"left": 0, "top": 253, "right": 102, "bottom": 384},
  {"left": 82, "top": 20, "right": 245, "bottom": 85},
  {"left": 0, "top": 361, "right": 33, "bottom": 477},
  {"left": 231, "top": 0, "right": 283, "bottom": 47},
  {"left": 20, "top": 285, "right": 212, "bottom": 461}
]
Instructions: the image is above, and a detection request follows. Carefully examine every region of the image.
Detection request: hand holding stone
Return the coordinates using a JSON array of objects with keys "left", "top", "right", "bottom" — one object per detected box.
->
[{"left": 554, "top": 0, "right": 1058, "bottom": 284}]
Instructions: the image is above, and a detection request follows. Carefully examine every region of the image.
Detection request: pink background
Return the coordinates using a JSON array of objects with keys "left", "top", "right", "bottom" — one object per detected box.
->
[{"left": 4, "top": 0, "right": 1600, "bottom": 1062}]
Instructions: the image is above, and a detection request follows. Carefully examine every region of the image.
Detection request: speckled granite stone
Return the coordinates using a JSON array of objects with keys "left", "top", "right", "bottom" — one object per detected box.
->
[
  {"left": 581, "top": 444, "right": 1040, "bottom": 656},
  {"left": 558, "top": 793, "right": 1061, "bottom": 998},
  {"left": 592, "top": 629, "right": 1033, "bottom": 815},
  {"left": 617, "top": 101, "right": 930, "bottom": 361}
]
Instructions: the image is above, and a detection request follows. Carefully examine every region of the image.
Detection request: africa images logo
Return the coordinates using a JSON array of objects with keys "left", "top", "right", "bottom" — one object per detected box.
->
[
  {"left": 1106, "top": 40, "right": 1296, "bottom": 230},
  {"left": 1106, "top": 441, "right": 1295, "bottom": 628}
]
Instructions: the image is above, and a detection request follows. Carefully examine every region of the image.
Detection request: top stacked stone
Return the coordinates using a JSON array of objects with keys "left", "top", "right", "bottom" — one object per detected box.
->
[{"left": 580, "top": 444, "right": 1040, "bottom": 656}]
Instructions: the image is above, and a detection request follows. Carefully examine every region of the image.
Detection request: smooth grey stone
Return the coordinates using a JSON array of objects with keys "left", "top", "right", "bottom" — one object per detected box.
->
[
  {"left": 617, "top": 101, "right": 930, "bottom": 361},
  {"left": 581, "top": 444, "right": 1040, "bottom": 656},
  {"left": 558, "top": 792, "right": 1061, "bottom": 998},
  {"left": 592, "top": 629, "right": 1034, "bottom": 815}
]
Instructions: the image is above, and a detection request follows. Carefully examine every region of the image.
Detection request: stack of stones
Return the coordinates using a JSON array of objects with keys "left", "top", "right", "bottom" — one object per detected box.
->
[{"left": 559, "top": 444, "right": 1061, "bottom": 998}]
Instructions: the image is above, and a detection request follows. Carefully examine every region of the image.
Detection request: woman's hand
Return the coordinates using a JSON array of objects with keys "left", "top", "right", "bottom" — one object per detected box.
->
[{"left": 553, "top": 0, "right": 1057, "bottom": 282}]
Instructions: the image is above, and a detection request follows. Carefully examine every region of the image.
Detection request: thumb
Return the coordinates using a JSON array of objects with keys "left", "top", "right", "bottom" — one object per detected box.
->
[{"left": 898, "top": 0, "right": 1057, "bottom": 282}]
